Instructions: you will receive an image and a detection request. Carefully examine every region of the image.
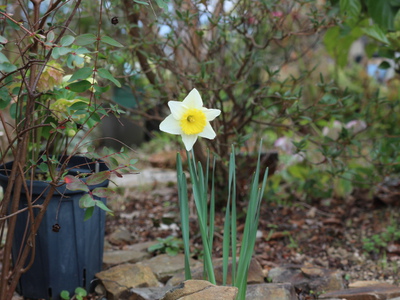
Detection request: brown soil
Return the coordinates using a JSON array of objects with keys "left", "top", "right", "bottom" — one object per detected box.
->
[{"left": 106, "top": 178, "right": 400, "bottom": 292}]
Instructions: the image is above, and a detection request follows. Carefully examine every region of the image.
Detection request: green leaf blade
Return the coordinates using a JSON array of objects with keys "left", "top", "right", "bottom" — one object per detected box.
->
[
  {"left": 84, "top": 206, "right": 95, "bottom": 221},
  {"left": 100, "top": 36, "right": 124, "bottom": 47},
  {"left": 362, "top": 24, "right": 390, "bottom": 44},
  {"left": 60, "top": 35, "right": 75, "bottom": 46},
  {"left": 97, "top": 68, "right": 121, "bottom": 87},
  {"left": 79, "top": 194, "right": 95, "bottom": 208},
  {"left": 75, "top": 33, "right": 97, "bottom": 46},
  {"left": 95, "top": 200, "right": 113, "bottom": 213},
  {"left": 68, "top": 67, "right": 93, "bottom": 82},
  {"left": 66, "top": 80, "right": 92, "bottom": 93}
]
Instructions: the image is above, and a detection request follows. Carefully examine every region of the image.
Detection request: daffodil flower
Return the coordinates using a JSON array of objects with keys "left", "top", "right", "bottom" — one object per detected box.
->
[{"left": 159, "top": 88, "right": 221, "bottom": 151}]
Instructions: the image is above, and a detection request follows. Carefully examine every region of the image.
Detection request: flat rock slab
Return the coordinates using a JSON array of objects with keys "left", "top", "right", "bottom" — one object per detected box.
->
[
  {"left": 161, "top": 280, "right": 238, "bottom": 300},
  {"left": 119, "top": 286, "right": 172, "bottom": 300},
  {"left": 246, "top": 283, "right": 297, "bottom": 300},
  {"left": 319, "top": 283, "right": 400, "bottom": 300},
  {"left": 103, "top": 249, "right": 152, "bottom": 267},
  {"left": 268, "top": 264, "right": 344, "bottom": 293},
  {"left": 108, "top": 227, "right": 134, "bottom": 245},
  {"left": 141, "top": 254, "right": 200, "bottom": 283},
  {"left": 96, "top": 263, "right": 161, "bottom": 300},
  {"left": 103, "top": 241, "right": 156, "bottom": 267}
]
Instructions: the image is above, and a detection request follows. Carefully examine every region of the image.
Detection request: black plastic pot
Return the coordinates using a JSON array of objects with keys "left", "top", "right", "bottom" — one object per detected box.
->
[{"left": 0, "top": 156, "right": 109, "bottom": 300}]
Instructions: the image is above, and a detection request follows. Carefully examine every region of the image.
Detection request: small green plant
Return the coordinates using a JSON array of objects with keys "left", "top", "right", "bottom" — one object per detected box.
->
[
  {"left": 176, "top": 143, "right": 268, "bottom": 300},
  {"left": 60, "top": 287, "right": 87, "bottom": 300},
  {"left": 362, "top": 223, "right": 400, "bottom": 255},
  {"left": 147, "top": 236, "right": 184, "bottom": 256}
]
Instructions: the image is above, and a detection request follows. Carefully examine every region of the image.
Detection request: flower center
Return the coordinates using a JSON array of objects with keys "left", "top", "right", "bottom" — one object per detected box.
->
[{"left": 180, "top": 108, "right": 206, "bottom": 135}]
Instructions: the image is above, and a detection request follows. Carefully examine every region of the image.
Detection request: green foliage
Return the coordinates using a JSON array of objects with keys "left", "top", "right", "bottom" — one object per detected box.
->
[
  {"left": 326, "top": 0, "right": 400, "bottom": 68},
  {"left": 363, "top": 221, "right": 400, "bottom": 256},
  {"left": 147, "top": 236, "right": 184, "bottom": 256},
  {"left": 60, "top": 287, "right": 87, "bottom": 300},
  {"left": 177, "top": 142, "right": 268, "bottom": 299}
]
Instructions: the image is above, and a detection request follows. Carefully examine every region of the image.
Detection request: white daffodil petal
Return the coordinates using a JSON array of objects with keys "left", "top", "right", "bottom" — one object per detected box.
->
[
  {"left": 159, "top": 114, "right": 182, "bottom": 135},
  {"left": 203, "top": 108, "right": 221, "bottom": 121},
  {"left": 182, "top": 88, "right": 203, "bottom": 108},
  {"left": 181, "top": 134, "right": 198, "bottom": 151},
  {"left": 168, "top": 101, "right": 186, "bottom": 120},
  {"left": 160, "top": 88, "right": 220, "bottom": 150},
  {"left": 198, "top": 122, "right": 216, "bottom": 140}
]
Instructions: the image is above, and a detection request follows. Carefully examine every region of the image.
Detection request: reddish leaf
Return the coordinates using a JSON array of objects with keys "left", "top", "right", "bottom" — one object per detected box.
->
[
  {"left": 64, "top": 175, "right": 89, "bottom": 192},
  {"left": 92, "top": 187, "right": 115, "bottom": 198},
  {"left": 86, "top": 171, "right": 111, "bottom": 186},
  {"left": 112, "top": 170, "right": 123, "bottom": 178}
]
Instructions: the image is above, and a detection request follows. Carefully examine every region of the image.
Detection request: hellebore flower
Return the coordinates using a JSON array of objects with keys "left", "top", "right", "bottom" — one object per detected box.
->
[{"left": 159, "top": 88, "right": 221, "bottom": 151}]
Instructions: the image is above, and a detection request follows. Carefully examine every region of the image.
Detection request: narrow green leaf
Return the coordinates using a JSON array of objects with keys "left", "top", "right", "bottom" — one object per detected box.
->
[
  {"left": 188, "top": 150, "right": 215, "bottom": 284},
  {"left": 176, "top": 153, "right": 192, "bottom": 280},
  {"left": 230, "top": 146, "right": 237, "bottom": 286},
  {"left": 66, "top": 80, "right": 92, "bottom": 92},
  {"left": 75, "top": 33, "right": 97, "bottom": 46},
  {"left": 68, "top": 67, "right": 93, "bottom": 82},
  {"left": 95, "top": 200, "right": 113, "bottom": 213},
  {"left": 97, "top": 68, "right": 121, "bottom": 87},
  {"left": 235, "top": 140, "right": 268, "bottom": 300},
  {"left": 222, "top": 194, "right": 231, "bottom": 286},
  {"left": 208, "top": 155, "right": 216, "bottom": 266},
  {"left": 100, "top": 36, "right": 124, "bottom": 47},
  {"left": 133, "top": 0, "right": 149, "bottom": 5}
]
